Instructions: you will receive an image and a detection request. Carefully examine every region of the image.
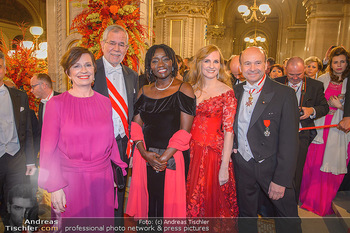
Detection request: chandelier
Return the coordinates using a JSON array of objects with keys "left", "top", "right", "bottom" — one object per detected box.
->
[{"left": 238, "top": 0, "right": 271, "bottom": 24}]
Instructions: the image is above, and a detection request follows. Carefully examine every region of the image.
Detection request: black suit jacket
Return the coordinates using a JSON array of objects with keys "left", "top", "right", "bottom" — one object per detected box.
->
[
  {"left": 344, "top": 76, "right": 350, "bottom": 117},
  {"left": 93, "top": 58, "right": 138, "bottom": 128},
  {"left": 233, "top": 77, "right": 300, "bottom": 188},
  {"left": 275, "top": 76, "right": 329, "bottom": 141},
  {"left": 6, "top": 85, "right": 35, "bottom": 165},
  {"left": 38, "top": 91, "right": 60, "bottom": 132}
]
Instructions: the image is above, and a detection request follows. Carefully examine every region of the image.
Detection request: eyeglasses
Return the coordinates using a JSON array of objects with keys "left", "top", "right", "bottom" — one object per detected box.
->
[
  {"left": 31, "top": 83, "right": 41, "bottom": 89},
  {"left": 105, "top": 41, "right": 128, "bottom": 48}
]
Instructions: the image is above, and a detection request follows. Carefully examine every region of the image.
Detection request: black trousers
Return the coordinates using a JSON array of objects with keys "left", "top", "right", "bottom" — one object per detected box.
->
[
  {"left": 114, "top": 135, "right": 129, "bottom": 229},
  {"left": 233, "top": 153, "right": 302, "bottom": 233},
  {"left": 294, "top": 132, "right": 311, "bottom": 201},
  {"left": 0, "top": 153, "right": 26, "bottom": 218}
]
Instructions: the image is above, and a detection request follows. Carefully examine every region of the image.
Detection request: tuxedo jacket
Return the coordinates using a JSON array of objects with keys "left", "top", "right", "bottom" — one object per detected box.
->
[
  {"left": 233, "top": 77, "right": 300, "bottom": 188},
  {"left": 38, "top": 91, "right": 60, "bottom": 132},
  {"left": 6, "top": 85, "right": 35, "bottom": 165},
  {"left": 93, "top": 58, "right": 138, "bottom": 128},
  {"left": 344, "top": 76, "right": 350, "bottom": 117},
  {"left": 275, "top": 76, "right": 329, "bottom": 141}
]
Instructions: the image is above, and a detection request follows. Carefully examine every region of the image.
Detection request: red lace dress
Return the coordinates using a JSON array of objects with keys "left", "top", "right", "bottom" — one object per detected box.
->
[{"left": 186, "top": 89, "right": 239, "bottom": 218}]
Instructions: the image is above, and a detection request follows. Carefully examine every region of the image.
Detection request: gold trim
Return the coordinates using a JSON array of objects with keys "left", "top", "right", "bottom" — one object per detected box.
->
[
  {"left": 148, "top": 0, "right": 152, "bottom": 40},
  {"left": 66, "top": 0, "right": 70, "bottom": 36},
  {"left": 169, "top": 20, "right": 183, "bottom": 56}
]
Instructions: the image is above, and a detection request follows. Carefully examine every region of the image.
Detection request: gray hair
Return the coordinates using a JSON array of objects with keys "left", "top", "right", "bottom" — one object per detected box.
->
[
  {"left": 0, "top": 51, "right": 5, "bottom": 67},
  {"left": 101, "top": 25, "right": 129, "bottom": 43}
]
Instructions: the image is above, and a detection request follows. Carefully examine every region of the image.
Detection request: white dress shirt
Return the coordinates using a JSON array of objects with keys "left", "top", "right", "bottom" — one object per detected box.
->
[{"left": 103, "top": 56, "right": 128, "bottom": 138}]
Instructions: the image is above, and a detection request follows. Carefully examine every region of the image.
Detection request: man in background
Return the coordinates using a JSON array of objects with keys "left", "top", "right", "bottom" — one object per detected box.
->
[{"left": 0, "top": 52, "right": 36, "bottom": 220}]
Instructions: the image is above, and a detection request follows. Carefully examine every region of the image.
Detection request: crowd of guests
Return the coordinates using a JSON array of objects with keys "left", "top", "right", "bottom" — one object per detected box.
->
[{"left": 1, "top": 23, "right": 350, "bottom": 233}]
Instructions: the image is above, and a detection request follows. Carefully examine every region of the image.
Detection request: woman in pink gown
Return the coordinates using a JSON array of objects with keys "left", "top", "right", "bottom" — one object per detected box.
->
[
  {"left": 38, "top": 47, "right": 127, "bottom": 218},
  {"left": 300, "top": 46, "right": 350, "bottom": 216},
  {"left": 186, "top": 45, "right": 239, "bottom": 222}
]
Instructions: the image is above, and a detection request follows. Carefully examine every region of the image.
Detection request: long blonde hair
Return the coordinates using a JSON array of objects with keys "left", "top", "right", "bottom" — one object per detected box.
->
[{"left": 188, "top": 45, "right": 231, "bottom": 93}]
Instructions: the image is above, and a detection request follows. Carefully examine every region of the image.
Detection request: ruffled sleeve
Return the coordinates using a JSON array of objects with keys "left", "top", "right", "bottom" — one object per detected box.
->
[
  {"left": 178, "top": 91, "right": 196, "bottom": 116},
  {"left": 222, "top": 90, "right": 237, "bottom": 133}
]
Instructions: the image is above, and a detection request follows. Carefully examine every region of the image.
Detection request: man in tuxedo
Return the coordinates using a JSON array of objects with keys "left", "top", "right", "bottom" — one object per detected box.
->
[
  {"left": 0, "top": 52, "right": 36, "bottom": 218},
  {"left": 30, "top": 74, "right": 59, "bottom": 132},
  {"left": 229, "top": 55, "right": 245, "bottom": 86},
  {"left": 275, "top": 57, "right": 329, "bottom": 199},
  {"left": 30, "top": 73, "right": 59, "bottom": 156},
  {"left": 232, "top": 47, "right": 301, "bottom": 233},
  {"left": 93, "top": 25, "right": 138, "bottom": 221}
]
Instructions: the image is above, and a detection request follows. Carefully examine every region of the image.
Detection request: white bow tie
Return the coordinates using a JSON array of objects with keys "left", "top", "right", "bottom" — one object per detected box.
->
[
  {"left": 107, "top": 65, "right": 122, "bottom": 75},
  {"left": 243, "top": 84, "right": 258, "bottom": 92}
]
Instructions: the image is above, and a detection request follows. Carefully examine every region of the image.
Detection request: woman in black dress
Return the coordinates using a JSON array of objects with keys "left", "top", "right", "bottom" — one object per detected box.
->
[{"left": 126, "top": 44, "right": 195, "bottom": 218}]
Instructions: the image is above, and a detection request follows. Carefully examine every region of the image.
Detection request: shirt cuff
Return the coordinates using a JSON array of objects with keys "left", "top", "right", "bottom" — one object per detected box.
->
[{"left": 310, "top": 107, "right": 316, "bottom": 119}]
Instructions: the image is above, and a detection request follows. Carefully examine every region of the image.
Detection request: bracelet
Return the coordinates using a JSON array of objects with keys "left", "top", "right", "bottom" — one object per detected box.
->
[{"left": 135, "top": 140, "right": 143, "bottom": 148}]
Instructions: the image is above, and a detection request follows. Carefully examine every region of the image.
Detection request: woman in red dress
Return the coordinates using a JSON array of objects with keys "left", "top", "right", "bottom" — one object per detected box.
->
[{"left": 186, "top": 44, "right": 239, "bottom": 220}]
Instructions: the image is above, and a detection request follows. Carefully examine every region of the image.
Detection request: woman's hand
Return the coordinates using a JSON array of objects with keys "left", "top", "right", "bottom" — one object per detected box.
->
[
  {"left": 218, "top": 165, "right": 229, "bottom": 186},
  {"left": 143, "top": 151, "right": 167, "bottom": 172},
  {"left": 51, "top": 189, "right": 66, "bottom": 213},
  {"left": 328, "top": 95, "right": 343, "bottom": 109}
]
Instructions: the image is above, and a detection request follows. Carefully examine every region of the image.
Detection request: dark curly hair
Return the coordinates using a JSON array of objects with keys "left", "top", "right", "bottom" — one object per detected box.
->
[{"left": 144, "top": 44, "right": 178, "bottom": 83}]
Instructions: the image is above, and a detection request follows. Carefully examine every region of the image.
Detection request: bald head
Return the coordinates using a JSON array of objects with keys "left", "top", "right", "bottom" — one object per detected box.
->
[
  {"left": 239, "top": 47, "right": 267, "bottom": 85},
  {"left": 286, "top": 57, "right": 305, "bottom": 85},
  {"left": 229, "top": 56, "right": 240, "bottom": 78}
]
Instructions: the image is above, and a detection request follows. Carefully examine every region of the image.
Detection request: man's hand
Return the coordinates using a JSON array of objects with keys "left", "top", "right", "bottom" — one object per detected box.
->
[
  {"left": 268, "top": 181, "right": 286, "bottom": 201},
  {"left": 25, "top": 165, "right": 37, "bottom": 176},
  {"left": 338, "top": 117, "right": 350, "bottom": 133},
  {"left": 300, "top": 107, "right": 314, "bottom": 120}
]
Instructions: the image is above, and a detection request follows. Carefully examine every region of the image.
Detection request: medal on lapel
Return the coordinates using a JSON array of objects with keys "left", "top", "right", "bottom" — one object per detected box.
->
[{"left": 264, "top": 120, "right": 270, "bottom": 137}]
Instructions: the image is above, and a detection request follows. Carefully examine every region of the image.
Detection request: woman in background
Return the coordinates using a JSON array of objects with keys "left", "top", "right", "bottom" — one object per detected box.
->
[
  {"left": 304, "top": 56, "right": 323, "bottom": 79},
  {"left": 268, "top": 64, "right": 284, "bottom": 79},
  {"left": 38, "top": 47, "right": 127, "bottom": 217},
  {"left": 186, "top": 44, "right": 238, "bottom": 219},
  {"left": 300, "top": 46, "right": 350, "bottom": 216}
]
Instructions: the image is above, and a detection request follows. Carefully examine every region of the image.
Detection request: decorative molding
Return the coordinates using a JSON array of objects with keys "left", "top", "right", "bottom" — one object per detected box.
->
[
  {"left": 154, "top": 1, "right": 211, "bottom": 18},
  {"left": 207, "top": 24, "right": 226, "bottom": 39},
  {"left": 57, "top": 0, "right": 63, "bottom": 91}
]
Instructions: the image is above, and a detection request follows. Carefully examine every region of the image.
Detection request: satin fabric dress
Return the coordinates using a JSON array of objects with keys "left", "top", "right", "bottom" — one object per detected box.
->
[
  {"left": 38, "top": 91, "right": 127, "bottom": 217},
  {"left": 133, "top": 85, "right": 196, "bottom": 217},
  {"left": 300, "top": 82, "right": 350, "bottom": 216},
  {"left": 186, "top": 89, "right": 239, "bottom": 218}
]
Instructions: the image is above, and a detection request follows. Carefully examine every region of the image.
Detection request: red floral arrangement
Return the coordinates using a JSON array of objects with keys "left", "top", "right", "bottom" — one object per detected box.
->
[
  {"left": 71, "top": 0, "right": 150, "bottom": 71},
  {"left": 0, "top": 26, "right": 47, "bottom": 112}
]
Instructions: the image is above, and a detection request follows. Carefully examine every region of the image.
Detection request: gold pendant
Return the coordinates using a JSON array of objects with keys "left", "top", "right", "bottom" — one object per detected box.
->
[{"left": 246, "top": 95, "right": 253, "bottom": 106}]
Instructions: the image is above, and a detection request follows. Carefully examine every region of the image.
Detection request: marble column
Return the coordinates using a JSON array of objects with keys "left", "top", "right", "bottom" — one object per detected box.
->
[
  {"left": 303, "top": 0, "right": 350, "bottom": 59},
  {"left": 154, "top": 0, "right": 212, "bottom": 58}
]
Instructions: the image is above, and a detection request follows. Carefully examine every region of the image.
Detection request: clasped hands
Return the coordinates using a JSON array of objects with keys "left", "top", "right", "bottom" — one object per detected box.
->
[{"left": 143, "top": 151, "right": 167, "bottom": 172}]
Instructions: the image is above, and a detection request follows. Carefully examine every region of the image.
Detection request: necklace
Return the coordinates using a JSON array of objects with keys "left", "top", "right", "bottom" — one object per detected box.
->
[{"left": 155, "top": 77, "right": 174, "bottom": 91}]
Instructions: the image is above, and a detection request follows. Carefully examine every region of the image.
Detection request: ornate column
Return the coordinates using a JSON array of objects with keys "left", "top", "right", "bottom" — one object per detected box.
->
[
  {"left": 303, "top": 0, "right": 350, "bottom": 59},
  {"left": 154, "top": 0, "right": 212, "bottom": 58},
  {"left": 46, "top": 0, "right": 85, "bottom": 92}
]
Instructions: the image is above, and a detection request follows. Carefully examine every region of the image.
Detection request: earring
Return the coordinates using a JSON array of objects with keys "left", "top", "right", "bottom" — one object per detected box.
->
[
  {"left": 217, "top": 74, "right": 219, "bottom": 80},
  {"left": 172, "top": 67, "right": 174, "bottom": 71}
]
